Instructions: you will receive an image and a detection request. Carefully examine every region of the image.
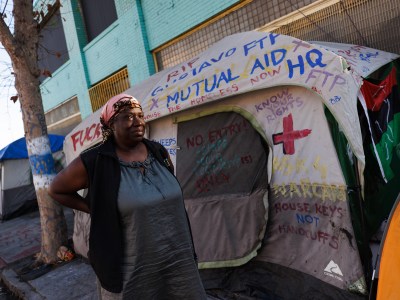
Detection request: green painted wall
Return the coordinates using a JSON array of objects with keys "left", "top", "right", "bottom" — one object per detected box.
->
[{"left": 141, "top": 0, "right": 240, "bottom": 49}]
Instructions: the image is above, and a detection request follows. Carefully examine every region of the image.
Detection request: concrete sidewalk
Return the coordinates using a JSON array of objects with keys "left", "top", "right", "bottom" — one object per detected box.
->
[
  {"left": 0, "top": 210, "right": 232, "bottom": 300},
  {"left": 0, "top": 209, "right": 98, "bottom": 300}
]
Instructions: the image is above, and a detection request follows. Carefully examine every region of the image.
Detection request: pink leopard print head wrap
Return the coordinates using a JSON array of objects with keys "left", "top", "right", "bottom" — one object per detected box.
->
[{"left": 100, "top": 93, "right": 142, "bottom": 142}]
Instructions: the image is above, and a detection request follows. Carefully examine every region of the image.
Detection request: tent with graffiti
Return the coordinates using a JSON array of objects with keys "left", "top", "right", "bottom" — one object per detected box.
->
[
  {"left": 0, "top": 134, "right": 65, "bottom": 220},
  {"left": 63, "top": 31, "right": 399, "bottom": 299}
]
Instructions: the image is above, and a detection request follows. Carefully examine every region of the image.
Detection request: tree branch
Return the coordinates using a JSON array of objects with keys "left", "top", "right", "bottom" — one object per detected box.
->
[
  {"left": 12, "top": 0, "right": 40, "bottom": 77},
  {"left": 0, "top": 13, "right": 17, "bottom": 60}
]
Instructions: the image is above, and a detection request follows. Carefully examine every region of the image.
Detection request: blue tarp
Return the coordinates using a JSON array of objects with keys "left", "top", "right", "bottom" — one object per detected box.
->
[{"left": 0, "top": 135, "right": 65, "bottom": 161}]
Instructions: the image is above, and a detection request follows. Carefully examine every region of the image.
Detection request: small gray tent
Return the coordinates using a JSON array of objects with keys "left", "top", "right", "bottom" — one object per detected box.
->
[{"left": 0, "top": 134, "right": 65, "bottom": 220}]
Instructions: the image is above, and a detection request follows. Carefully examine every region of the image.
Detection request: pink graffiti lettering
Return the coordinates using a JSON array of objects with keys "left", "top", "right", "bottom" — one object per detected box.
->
[
  {"left": 196, "top": 172, "right": 230, "bottom": 193},
  {"left": 71, "top": 122, "right": 101, "bottom": 151}
]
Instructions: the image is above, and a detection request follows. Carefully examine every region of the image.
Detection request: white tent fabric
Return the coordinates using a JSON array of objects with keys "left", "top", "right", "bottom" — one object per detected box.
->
[
  {"left": 65, "top": 32, "right": 398, "bottom": 168},
  {"left": 63, "top": 31, "right": 399, "bottom": 298}
]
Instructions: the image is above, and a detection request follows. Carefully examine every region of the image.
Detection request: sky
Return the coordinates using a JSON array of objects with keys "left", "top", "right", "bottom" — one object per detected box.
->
[
  {"left": 0, "top": 1, "right": 25, "bottom": 150},
  {"left": 0, "top": 49, "right": 24, "bottom": 150}
]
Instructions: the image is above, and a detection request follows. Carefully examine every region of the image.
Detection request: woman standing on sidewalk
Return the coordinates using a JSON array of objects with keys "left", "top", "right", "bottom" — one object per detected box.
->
[{"left": 49, "top": 94, "right": 206, "bottom": 300}]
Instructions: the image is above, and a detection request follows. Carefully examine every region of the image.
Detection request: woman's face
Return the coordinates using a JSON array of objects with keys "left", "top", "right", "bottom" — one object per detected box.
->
[{"left": 111, "top": 107, "right": 146, "bottom": 146}]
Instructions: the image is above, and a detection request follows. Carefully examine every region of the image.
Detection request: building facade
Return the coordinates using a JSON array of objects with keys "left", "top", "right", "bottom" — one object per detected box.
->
[{"left": 36, "top": 0, "right": 400, "bottom": 135}]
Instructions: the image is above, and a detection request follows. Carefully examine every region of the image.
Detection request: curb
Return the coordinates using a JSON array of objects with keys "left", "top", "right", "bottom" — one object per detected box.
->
[{"left": 0, "top": 268, "right": 44, "bottom": 300}]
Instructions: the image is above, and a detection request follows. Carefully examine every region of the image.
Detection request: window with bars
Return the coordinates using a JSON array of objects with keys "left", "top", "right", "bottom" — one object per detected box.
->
[
  {"left": 153, "top": 0, "right": 399, "bottom": 71},
  {"left": 271, "top": 0, "right": 400, "bottom": 54},
  {"left": 153, "top": 0, "right": 314, "bottom": 71},
  {"left": 45, "top": 96, "right": 82, "bottom": 136},
  {"left": 89, "top": 68, "right": 130, "bottom": 112}
]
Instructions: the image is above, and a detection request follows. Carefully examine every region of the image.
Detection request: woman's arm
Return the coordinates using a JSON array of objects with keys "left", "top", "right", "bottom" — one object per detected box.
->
[{"left": 49, "top": 156, "right": 90, "bottom": 213}]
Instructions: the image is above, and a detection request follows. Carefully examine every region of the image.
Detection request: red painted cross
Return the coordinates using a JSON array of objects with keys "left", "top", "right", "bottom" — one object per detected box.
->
[{"left": 273, "top": 113, "right": 312, "bottom": 155}]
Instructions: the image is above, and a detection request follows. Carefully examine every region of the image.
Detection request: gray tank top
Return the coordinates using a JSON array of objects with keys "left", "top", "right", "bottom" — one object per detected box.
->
[{"left": 116, "top": 153, "right": 206, "bottom": 300}]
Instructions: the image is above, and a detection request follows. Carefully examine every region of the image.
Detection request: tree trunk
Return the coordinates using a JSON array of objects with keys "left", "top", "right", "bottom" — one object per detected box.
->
[
  {"left": 0, "top": 0, "right": 68, "bottom": 264},
  {"left": 16, "top": 63, "right": 68, "bottom": 263}
]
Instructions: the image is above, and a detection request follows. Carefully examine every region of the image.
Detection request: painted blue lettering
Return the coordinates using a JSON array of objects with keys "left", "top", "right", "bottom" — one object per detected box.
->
[
  {"left": 306, "top": 49, "right": 326, "bottom": 68},
  {"left": 269, "top": 33, "right": 280, "bottom": 45},
  {"left": 217, "top": 71, "right": 229, "bottom": 88},
  {"left": 198, "top": 61, "right": 212, "bottom": 74},
  {"left": 179, "top": 73, "right": 188, "bottom": 80},
  {"left": 271, "top": 49, "right": 287, "bottom": 65},
  {"left": 167, "top": 92, "right": 179, "bottom": 107},
  {"left": 250, "top": 58, "right": 265, "bottom": 75},
  {"left": 204, "top": 75, "right": 217, "bottom": 92},
  {"left": 287, "top": 55, "right": 305, "bottom": 78},
  {"left": 243, "top": 35, "right": 269, "bottom": 56},
  {"left": 181, "top": 87, "right": 191, "bottom": 101},
  {"left": 192, "top": 80, "right": 204, "bottom": 96},
  {"left": 216, "top": 69, "right": 240, "bottom": 87},
  {"left": 151, "top": 86, "right": 163, "bottom": 97},
  {"left": 226, "top": 47, "right": 236, "bottom": 57},
  {"left": 210, "top": 52, "right": 224, "bottom": 63}
]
